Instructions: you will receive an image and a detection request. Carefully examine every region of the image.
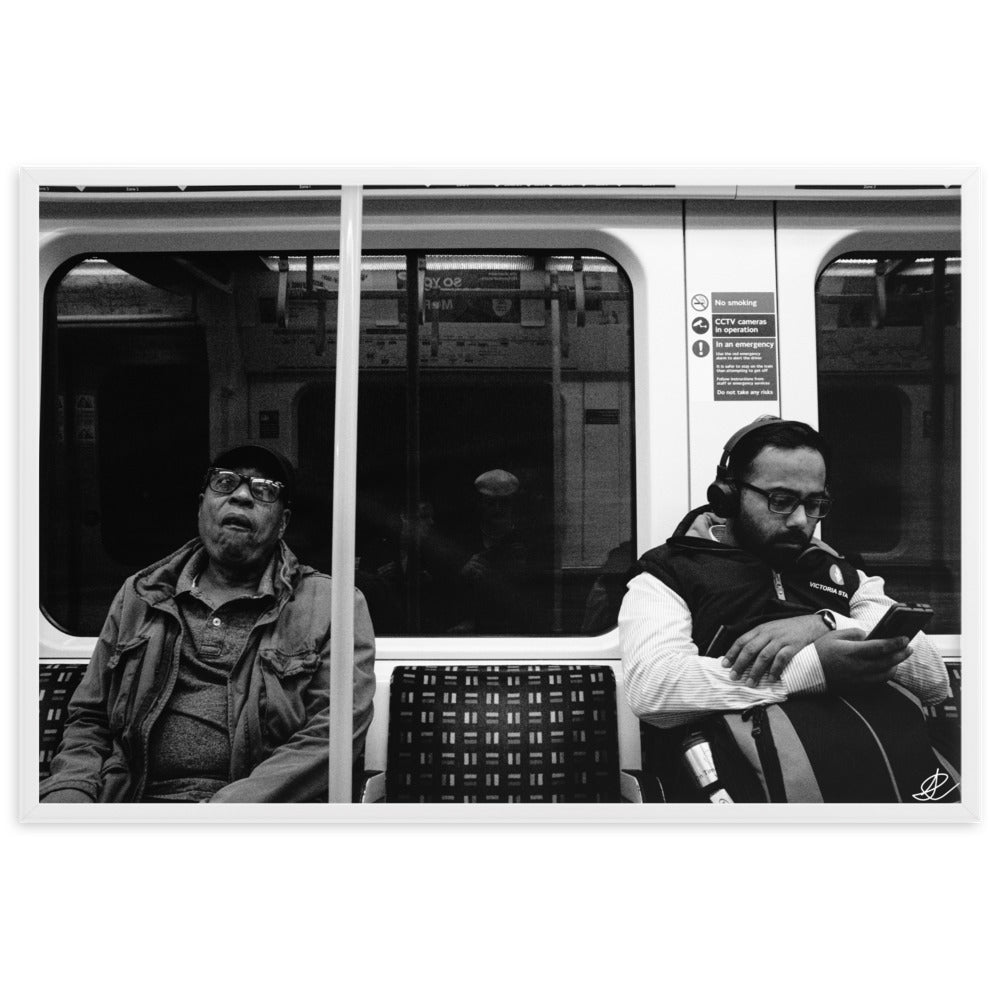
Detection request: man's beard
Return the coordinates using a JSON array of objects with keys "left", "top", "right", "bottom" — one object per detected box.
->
[
  {"left": 764, "top": 539, "right": 809, "bottom": 569},
  {"left": 732, "top": 519, "right": 810, "bottom": 568}
]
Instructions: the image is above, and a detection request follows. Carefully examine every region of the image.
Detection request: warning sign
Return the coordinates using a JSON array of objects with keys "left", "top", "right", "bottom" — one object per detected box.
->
[
  {"left": 711, "top": 293, "right": 774, "bottom": 313},
  {"left": 713, "top": 341, "right": 777, "bottom": 399},
  {"left": 710, "top": 292, "right": 777, "bottom": 401},
  {"left": 713, "top": 314, "right": 775, "bottom": 337}
]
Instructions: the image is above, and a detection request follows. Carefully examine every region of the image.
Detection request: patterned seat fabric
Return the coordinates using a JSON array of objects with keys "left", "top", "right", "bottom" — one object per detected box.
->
[
  {"left": 386, "top": 664, "right": 621, "bottom": 803},
  {"left": 924, "top": 660, "right": 962, "bottom": 768},
  {"left": 39, "top": 663, "right": 88, "bottom": 781},
  {"left": 925, "top": 661, "right": 961, "bottom": 723}
]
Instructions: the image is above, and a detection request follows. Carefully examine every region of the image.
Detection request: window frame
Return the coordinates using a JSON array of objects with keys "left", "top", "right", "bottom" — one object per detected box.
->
[
  {"left": 34, "top": 194, "right": 685, "bottom": 664},
  {"left": 775, "top": 200, "right": 962, "bottom": 655}
]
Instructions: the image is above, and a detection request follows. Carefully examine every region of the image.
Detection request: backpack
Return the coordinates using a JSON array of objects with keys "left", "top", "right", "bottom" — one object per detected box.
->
[
  {"left": 700, "top": 683, "right": 960, "bottom": 803},
  {"left": 644, "top": 682, "right": 960, "bottom": 804}
]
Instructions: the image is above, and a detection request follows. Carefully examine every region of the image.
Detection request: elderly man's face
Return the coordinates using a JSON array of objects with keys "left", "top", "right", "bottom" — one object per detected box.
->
[
  {"left": 732, "top": 446, "right": 826, "bottom": 568},
  {"left": 198, "top": 466, "right": 290, "bottom": 574}
]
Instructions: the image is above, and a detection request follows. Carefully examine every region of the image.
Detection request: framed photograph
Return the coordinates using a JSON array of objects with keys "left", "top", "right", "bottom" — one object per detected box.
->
[{"left": 19, "top": 166, "right": 980, "bottom": 822}]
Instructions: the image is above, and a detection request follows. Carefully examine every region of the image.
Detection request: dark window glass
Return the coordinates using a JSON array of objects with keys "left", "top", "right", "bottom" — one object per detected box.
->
[
  {"left": 41, "top": 252, "right": 339, "bottom": 635},
  {"left": 816, "top": 254, "right": 960, "bottom": 633},
  {"left": 42, "top": 250, "right": 635, "bottom": 639},
  {"left": 348, "top": 253, "right": 635, "bottom": 637}
]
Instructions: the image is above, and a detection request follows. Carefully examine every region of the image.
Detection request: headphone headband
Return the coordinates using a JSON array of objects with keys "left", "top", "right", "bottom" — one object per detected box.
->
[
  {"left": 715, "top": 414, "right": 786, "bottom": 480},
  {"left": 707, "top": 414, "right": 807, "bottom": 517}
]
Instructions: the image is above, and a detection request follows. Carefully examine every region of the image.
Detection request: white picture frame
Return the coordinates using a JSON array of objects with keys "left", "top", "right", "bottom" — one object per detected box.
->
[{"left": 19, "top": 164, "right": 981, "bottom": 824}]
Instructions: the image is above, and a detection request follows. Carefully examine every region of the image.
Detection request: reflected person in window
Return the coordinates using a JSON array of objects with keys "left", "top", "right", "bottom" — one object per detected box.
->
[
  {"left": 453, "top": 469, "right": 538, "bottom": 634},
  {"left": 40, "top": 444, "right": 376, "bottom": 803}
]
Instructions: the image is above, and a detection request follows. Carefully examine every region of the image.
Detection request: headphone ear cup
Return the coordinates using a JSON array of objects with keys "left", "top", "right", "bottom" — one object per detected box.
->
[{"left": 707, "top": 480, "right": 738, "bottom": 518}]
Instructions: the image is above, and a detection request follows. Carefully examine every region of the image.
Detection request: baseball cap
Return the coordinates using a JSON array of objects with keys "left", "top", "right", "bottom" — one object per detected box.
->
[{"left": 208, "top": 443, "right": 295, "bottom": 504}]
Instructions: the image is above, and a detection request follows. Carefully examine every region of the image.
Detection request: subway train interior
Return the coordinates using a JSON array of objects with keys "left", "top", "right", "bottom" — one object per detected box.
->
[{"left": 29, "top": 181, "right": 967, "bottom": 808}]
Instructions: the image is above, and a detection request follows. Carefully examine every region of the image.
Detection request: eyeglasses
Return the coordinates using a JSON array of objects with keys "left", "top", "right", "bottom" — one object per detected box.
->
[
  {"left": 206, "top": 469, "right": 284, "bottom": 504},
  {"left": 736, "top": 481, "right": 832, "bottom": 520}
]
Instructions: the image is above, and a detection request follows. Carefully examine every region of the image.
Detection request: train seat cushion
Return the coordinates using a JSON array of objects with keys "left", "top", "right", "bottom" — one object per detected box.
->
[
  {"left": 39, "top": 663, "right": 88, "bottom": 781},
  {"left": 385, "top": 664, "right": 622, "bottom": 803}
]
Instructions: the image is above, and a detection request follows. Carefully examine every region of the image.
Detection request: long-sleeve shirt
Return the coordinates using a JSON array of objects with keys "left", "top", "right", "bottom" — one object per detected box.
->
[{"left": 620, "top": 569, "right": 951, "bottom": 730}]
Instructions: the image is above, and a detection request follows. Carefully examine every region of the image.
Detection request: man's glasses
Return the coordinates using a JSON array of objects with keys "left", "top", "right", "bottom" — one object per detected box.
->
[
  {"left": 206, "top": 469, "right": 284, "bottom": 504},
  {"left": 736, "top": 481, "right": 832, "bottom": 520}
]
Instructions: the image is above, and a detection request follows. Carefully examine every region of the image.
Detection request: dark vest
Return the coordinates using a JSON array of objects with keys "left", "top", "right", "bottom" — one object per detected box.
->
[{"left": 632, "top": 528, "right": 860, "bottom": 655}]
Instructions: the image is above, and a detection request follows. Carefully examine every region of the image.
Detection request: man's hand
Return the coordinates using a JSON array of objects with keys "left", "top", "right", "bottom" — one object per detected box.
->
[
  {"left": 724, "top": 615, "right": 830, "bottom": 687},
  {"left": 814, "top": 629, "right": 912, "bottom": 690}
]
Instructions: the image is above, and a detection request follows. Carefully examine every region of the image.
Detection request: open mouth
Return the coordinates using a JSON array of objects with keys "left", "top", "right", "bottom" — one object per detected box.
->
[{"left": 221, "top": 514, "right": 253, "bottom": 531}]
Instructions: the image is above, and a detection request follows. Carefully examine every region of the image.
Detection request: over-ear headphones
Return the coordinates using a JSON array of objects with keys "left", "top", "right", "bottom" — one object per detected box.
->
[{"left": 706, "top": 415, "right": 788, "bottom": 517}]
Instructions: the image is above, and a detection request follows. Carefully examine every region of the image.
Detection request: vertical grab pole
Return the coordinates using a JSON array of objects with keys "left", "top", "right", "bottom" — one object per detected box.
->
[
  {"left": 550, "top": 268, "right": 565, "bottom": 633},
  {"left": 329, "top": 186, "right": 364, "bottom": 804}
]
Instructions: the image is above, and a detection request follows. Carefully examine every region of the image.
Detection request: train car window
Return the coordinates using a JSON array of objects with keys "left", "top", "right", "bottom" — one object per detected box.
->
[
  {"left": 41, "top": 251, "right": 337, "bottom": 636},
  {"left": 815, "top": 254, "right": 960, "bottom": 634},
  {"left": 42, "top": 249, "right": 635, "bottom": 640},
  {"left": 339, "top": 251, "right": 636, "bottom": 637}
]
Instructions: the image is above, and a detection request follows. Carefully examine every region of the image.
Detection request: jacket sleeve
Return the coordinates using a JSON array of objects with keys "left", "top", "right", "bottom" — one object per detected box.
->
[
  {"left": 38, "top": 586, "right": 126, "bottom": 802},
  {"left": 211, "top": 589, "right": 376, "bottom": 803},
  {"left": 619, "top": 573, "right": 826, "bottom": 729}
]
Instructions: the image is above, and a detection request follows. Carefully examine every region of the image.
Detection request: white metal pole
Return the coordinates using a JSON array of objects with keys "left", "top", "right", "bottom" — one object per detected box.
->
[
  {"left": 329, "top": 186, "right": 363, "bottom": 803},
  {"left": 550, "top": 269, "right": 565, "bottom": 633}
]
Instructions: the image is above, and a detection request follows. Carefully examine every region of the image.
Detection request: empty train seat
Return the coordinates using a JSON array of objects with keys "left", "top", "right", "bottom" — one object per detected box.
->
[{"left": 362, "top": 663, "right": 662, "bottom": 803}]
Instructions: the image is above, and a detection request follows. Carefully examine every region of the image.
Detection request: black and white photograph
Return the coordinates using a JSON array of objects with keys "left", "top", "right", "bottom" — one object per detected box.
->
[
  {"left": 21, "top": 169, "right": 976, "bottom": 817},
  {"left": 4, "top": 6, "right": 996, "bottom": 999}
]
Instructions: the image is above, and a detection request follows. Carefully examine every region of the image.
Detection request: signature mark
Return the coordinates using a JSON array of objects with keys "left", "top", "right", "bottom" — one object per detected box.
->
[{"left": 912, "top": 768, "right": 959, "bottom": 802}]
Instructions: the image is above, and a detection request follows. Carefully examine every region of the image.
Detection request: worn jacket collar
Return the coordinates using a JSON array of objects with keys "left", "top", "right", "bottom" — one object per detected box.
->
[{"left": 132, "top": 538, "right": 303, "bottom": 610}]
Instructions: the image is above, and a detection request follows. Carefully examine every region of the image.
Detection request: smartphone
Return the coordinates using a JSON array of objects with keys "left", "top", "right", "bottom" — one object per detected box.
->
[{"left": 865, "top": 602, "right": 934, "bottom": 641}]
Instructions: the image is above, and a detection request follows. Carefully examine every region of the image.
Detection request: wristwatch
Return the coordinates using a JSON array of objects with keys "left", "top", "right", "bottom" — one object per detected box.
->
[{"left": 816, "top": 609, "right": 837, "bottom": 631}]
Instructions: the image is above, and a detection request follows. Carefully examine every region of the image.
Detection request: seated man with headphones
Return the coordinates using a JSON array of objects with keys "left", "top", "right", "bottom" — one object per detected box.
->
[{"left": 618, "top": 416, "right": 957, "bottom": 803}]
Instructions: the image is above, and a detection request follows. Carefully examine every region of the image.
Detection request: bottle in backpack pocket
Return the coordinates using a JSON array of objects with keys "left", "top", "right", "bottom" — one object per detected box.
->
[{"left": 681, "top": 731, "right": 734, "bottom": 804}]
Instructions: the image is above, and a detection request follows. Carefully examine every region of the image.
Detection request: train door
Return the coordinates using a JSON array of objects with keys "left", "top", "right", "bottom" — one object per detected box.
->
[
  {"left": 774, "top": 196, "right": 961, "bottom": 650},
  {"left": 671, "top": 190, "right": 963, "bottom": 788},
  {"left": 679, "top": 194, "right": 960, "bottom": 655}
]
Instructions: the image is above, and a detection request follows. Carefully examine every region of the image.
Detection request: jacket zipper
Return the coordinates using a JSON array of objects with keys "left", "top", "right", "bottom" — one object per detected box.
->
[
  {"left": 771, "top": 570, "right": 786, "bottom": 601},
  {"left": 743, "top": 705, "right": 787, "bottom": 803},
  {"left": 112, "top": 637, "right": 149, "bottom": 746},
  {"left": 132, "top": 627, "right": 181, "bottom": 801}
]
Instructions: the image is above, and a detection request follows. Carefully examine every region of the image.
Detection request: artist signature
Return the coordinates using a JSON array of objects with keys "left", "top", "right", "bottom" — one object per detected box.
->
[{"left": 912, "top": 768, "right": 960, "bottom": 802}]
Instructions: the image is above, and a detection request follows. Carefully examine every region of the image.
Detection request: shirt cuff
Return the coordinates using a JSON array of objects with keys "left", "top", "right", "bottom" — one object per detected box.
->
[
  {"left": 829, "top": 610, "right": 859, "bottom": 633},
  {"left": 781, "top": 644, "right": 827, "bottom": 695}
]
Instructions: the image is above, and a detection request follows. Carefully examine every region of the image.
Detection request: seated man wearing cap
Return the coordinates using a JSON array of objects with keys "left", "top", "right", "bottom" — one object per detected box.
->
[{"left": 40, "top": 444, "right": 376, "bottom": 804}]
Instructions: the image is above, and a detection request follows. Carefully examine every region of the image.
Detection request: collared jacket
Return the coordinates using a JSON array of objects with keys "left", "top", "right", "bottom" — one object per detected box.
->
[
  {"left": 40, "top": 539, "right": 376, "bottom": 803},
  {"left": 632, "top": 507, "right": 860, "bottom": 656}
]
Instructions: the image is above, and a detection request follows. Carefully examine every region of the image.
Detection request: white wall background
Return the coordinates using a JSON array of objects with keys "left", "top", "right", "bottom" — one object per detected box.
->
[{"left": 2, "top": 4, "right": 996, "bottom": 999}]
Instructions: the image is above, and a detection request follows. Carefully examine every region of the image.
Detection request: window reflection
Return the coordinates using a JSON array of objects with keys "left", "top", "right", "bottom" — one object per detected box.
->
[
  {"left": 43, "top": 251, "right": 636, "bottom": 639},
  {"left": 816, "top": 254, "right": 960, "bottom": 633}
]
